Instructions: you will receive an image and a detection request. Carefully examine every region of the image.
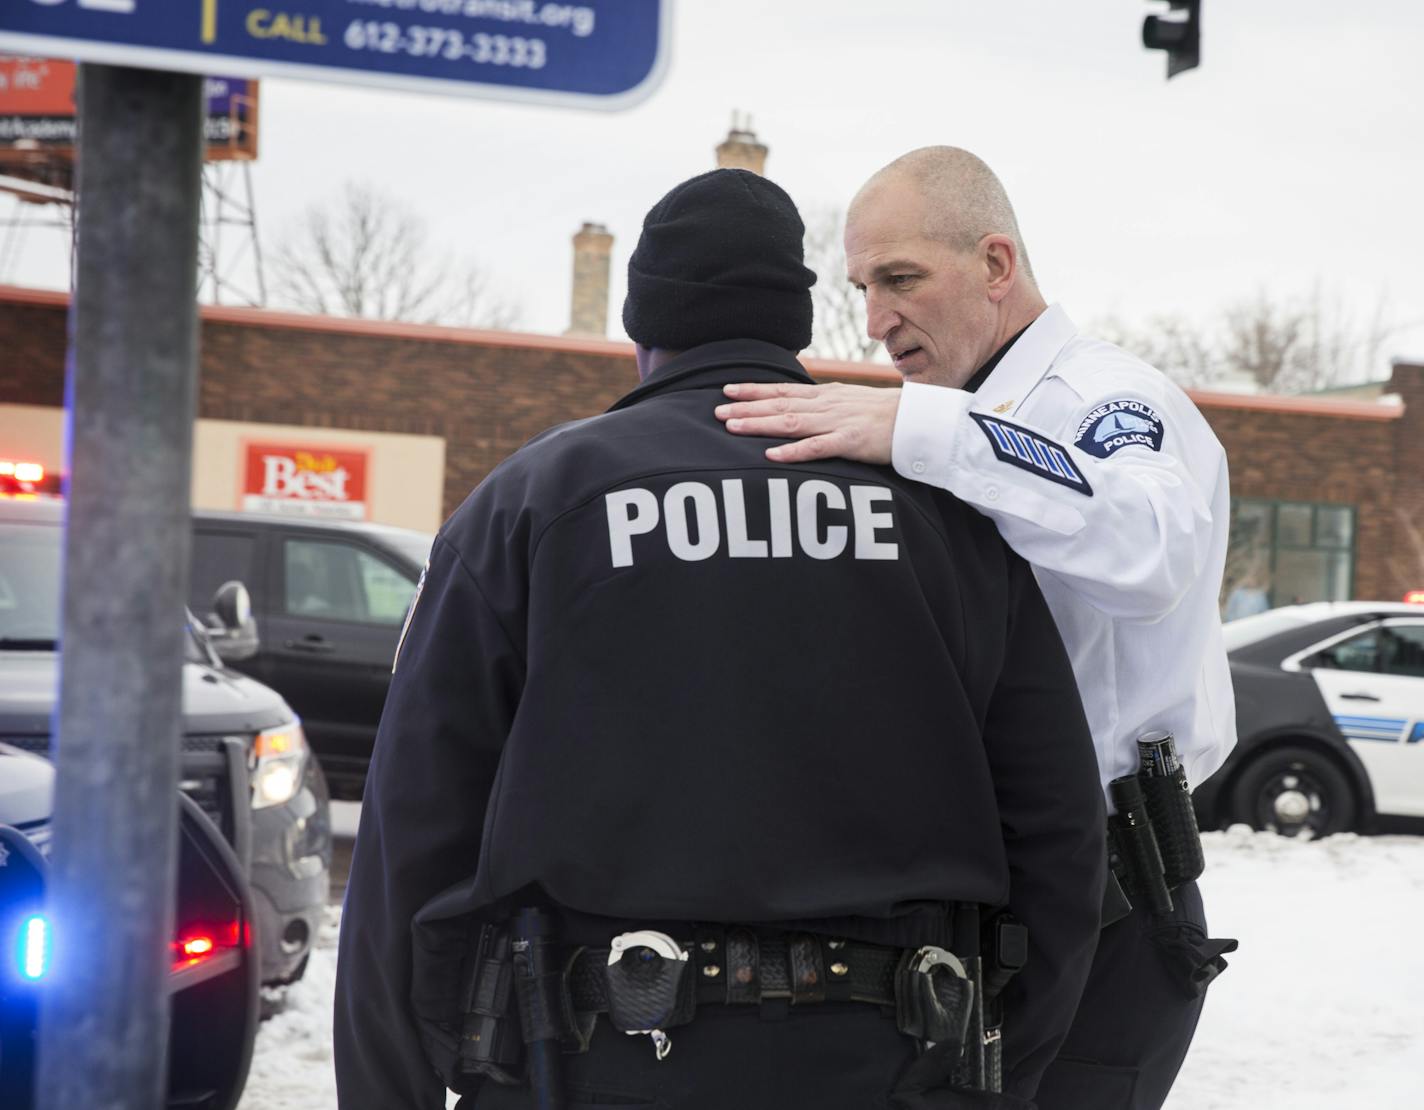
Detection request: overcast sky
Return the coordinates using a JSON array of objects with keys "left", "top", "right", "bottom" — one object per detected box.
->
[{"left": 6, "top": 0, "right": 1423, "bottom": 379}]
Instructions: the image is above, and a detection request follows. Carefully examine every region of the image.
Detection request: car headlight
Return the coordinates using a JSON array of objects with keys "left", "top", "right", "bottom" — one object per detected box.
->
[{"left": 251, "top": 721, "right": 308, "bottom": 810}]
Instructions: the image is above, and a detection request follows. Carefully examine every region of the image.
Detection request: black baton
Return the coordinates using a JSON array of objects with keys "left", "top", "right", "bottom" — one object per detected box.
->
[
  {"left": 511, "top": 906, "right": 566, "bottom": 1110},
  {"left": 1109, "top": 774, "right": 1174, "bottom": 916}
]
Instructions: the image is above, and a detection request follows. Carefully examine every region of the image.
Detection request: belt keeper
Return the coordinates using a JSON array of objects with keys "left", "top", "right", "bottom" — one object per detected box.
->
[
  {"left": 693, "top": 927, "right": 726, "bottom": 1005},
  {"left": 789, "top": 933, "right": 826, "bottom": 1005},
  {"left": 559, "top": 946, "right": 596, "bottom": 1054},
  {"left": 726, "top": 927, "right": 760, "bottom": 1004},
  {"left": 821, "top": 937, "right": 854, "bottom": 1003}
]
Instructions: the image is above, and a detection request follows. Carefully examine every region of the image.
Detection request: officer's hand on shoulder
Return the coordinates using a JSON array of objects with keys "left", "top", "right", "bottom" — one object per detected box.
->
[{"left": 716, "top": 381, "right": 900, "bottom": 465}]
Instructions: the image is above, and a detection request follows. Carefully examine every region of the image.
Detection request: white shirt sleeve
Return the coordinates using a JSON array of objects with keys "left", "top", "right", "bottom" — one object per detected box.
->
[{"left": 891, "top": 380, "right": 1219, "bottom": 622}]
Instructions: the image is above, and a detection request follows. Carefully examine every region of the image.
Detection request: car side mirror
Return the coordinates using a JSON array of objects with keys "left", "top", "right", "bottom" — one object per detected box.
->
[
  {"left": 213, "top": 582, "right": 251, "bottom": 631},
  {"left": 208, "top": 581, "right": 260, "bottom": 663}
]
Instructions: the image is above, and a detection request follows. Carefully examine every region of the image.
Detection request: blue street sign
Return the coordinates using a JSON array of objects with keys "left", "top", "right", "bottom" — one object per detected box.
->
[{"left": 0, "top": 1, "right": 670, "bottom": 110}]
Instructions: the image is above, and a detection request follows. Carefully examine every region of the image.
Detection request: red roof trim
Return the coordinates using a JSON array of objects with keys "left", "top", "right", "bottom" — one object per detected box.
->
[
  {"left": 0, "top": 283, "right": 632, "bottom": 358},
  {"left": 0, "top": 284, "right": 1406, "bottom": 420},
  {"left": 1187, "top": 387, "right": 1403, "bottom": 422}
]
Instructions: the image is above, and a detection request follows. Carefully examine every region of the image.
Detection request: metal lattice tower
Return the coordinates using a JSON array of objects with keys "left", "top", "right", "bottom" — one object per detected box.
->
[
  {"left": 1, "top": 78, "right": 266, "bottom": 305},
  {"left": 0, "top": 162, "right": 76, "bottom": 286},
  {"left": 198, "top": 159, "right": 267, "bottom": 307}
]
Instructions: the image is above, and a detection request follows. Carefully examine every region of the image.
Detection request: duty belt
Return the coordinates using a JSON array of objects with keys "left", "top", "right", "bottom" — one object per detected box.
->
[
  {"left": 427, "top": 913, "right": 1018, "bottom": 1098},
  {"left": 568, "top": 928, "right": 902, "bottom": 1015}
]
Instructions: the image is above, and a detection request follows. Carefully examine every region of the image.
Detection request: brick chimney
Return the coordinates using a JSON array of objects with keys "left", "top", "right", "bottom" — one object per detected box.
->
[
  {"left": 566, "top": 221, "right": 614, "bottom": 337},
  {"left": 715, "top": 112, "right": 768, "bottom": 176},
  {"left": 1386, "top": 360, "right": 1424, "bottom": 598}
]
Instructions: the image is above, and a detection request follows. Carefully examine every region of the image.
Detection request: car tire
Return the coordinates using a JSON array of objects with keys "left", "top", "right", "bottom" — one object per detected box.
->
[{"left": 1229, "top": 744, "right": 1358, "bottom": 838}]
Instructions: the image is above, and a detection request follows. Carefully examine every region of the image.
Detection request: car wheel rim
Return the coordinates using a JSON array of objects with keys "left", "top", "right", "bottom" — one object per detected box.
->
[{"left": 1257, "top": 768, "right": 1331, "bottom": 838}]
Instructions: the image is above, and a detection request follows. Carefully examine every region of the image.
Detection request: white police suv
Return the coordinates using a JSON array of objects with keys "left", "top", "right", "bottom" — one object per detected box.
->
[{"left": 1194, "top": 602, "right": 1424, "bottom": 838}]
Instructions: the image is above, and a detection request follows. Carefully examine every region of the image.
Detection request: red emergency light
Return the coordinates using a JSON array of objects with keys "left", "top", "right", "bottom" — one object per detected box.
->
[
  {"left": 1405, "top": 590, "right": 1424, "bottom": 605},
  {"left": 0, "top": 458, "right": 58, "bottom": 497},
  {"left": 172, "top": 921, "right": 242, "bottom": 970}
]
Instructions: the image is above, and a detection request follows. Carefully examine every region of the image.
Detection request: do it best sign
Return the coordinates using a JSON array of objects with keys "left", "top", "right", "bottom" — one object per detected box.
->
[{"left": 242, "top": 442, "right": 368, "bottom": 520}]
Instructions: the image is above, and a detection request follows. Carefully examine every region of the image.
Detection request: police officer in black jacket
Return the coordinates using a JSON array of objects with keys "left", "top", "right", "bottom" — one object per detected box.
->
[{"left": 333, "top": 169, "right": 1105, "bottom": 1110}]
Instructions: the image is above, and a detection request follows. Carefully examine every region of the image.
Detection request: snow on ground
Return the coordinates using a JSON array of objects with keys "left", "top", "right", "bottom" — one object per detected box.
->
[
  {"left": 1166, "top": 829, "right": 1424, "bottom": 1109},
  {"left": 238, "top": 829, "right": 1424, "bottom": 1109}
]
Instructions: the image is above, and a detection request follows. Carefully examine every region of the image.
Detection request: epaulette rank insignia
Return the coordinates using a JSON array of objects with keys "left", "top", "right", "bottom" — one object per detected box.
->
[{"left": 970, "top": 412, "right": 1093, "bottom": 496}]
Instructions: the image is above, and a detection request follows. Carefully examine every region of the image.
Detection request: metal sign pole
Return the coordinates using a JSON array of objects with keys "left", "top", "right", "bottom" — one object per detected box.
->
[{"left": 36, "top": 64, "right": 204, "bottom": 1110}]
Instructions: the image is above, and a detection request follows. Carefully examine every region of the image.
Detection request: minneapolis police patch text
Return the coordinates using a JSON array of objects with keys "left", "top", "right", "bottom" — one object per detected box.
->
[{"left": 1073, "top": 398, "right": 1166, "bottom": 459}]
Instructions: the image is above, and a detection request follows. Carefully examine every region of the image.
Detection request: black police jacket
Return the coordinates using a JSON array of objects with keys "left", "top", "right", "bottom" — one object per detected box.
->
[{"left": 334, "top": 339, "right": 1105, "bottom": 1109}]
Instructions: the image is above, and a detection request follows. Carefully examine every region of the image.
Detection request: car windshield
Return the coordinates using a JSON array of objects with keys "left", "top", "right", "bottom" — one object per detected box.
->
[
  {"left": 381, "top": 529, "right": 434, "bottom": 571},
  {"left": 0, "top": 518, "right": 206, "bottom": 661},
  {"left": 0, "top": 521, "right": 61, "bottom": 648},
  {"left": 1222, "top": 608, "right": 1315, "bottom": 652}
]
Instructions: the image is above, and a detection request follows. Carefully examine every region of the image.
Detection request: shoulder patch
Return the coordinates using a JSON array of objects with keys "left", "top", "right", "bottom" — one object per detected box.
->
[
  {"left": 970, "top": 412, "right": 1093, "bottom": 496},
  {"left": 392, "top": 561, "right": 427, "bottom": 674},
  {"left": 1073, "top": 398, "right": 1165, "bottom": 459}
]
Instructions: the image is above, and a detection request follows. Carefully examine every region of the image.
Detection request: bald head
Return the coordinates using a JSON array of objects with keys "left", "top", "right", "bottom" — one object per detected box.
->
[{"left": 852, "top": 146, "right": 1036, "bottom": 285}]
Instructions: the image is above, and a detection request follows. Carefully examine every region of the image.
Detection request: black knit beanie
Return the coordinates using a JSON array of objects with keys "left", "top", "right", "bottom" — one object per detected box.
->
[{"left": 623, "top": 169, "right": 816, "bottom": 352}]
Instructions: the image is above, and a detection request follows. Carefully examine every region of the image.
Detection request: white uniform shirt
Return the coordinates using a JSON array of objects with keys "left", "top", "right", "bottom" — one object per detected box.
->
[{"left": 891, "top": 304, "right": 1237, "bottom": 795}]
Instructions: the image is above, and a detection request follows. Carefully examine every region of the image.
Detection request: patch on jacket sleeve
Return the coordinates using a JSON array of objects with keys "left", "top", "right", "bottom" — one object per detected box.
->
[
  {"left": 1073, "top": 398, "right": 1165, "bottom": 459},
  {"left": 392, "top": 561, "right": 427, "bottom": 674},
  {"left": 970, "top": 412, "right": 1093, "bottom": 496}
]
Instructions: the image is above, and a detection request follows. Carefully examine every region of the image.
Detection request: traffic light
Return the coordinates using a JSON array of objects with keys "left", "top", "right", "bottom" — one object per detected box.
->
[{"left": 1143, "top": 0, "right": 1202, "bottom": 79}]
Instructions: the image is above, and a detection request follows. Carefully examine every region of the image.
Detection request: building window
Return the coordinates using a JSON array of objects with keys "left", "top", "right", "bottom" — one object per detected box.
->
[{"left": 1221, "top": 499, "right": 1355, "bottom": 619}]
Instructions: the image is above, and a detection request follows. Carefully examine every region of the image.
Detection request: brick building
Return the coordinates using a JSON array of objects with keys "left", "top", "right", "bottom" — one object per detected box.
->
[{"left": 2, "top": 281, "right": 1421, "bottom": 610}]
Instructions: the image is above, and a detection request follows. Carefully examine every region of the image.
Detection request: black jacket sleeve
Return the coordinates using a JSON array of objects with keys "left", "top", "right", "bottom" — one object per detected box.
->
[
  {"left": 984, "top": 555, "right": 1106, "bottom": 1101},
  {"left": 333, "top": 533, "right": 526, "bottom": 1110}
]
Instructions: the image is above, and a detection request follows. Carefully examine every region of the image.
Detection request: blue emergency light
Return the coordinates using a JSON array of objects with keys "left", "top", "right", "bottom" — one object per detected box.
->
[{"left": 17, "top": 913, "right": 50, "bottom": 981}]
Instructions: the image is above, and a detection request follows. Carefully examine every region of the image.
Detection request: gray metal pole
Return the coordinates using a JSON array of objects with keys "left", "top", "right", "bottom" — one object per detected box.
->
[{"left": 36, "top": 65, "right": 204, "bottom": 1110}]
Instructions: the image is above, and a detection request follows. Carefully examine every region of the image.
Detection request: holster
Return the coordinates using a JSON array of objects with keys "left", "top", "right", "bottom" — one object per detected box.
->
[
  {"left": 892, "top": 948, "right": 989, "bottom": 1096},
  {"left": 411, "top": 915, "right": 524, "bottom": 1091},
  {"left": 601, "top": 942, "right": 696, "bottom": 1034}
]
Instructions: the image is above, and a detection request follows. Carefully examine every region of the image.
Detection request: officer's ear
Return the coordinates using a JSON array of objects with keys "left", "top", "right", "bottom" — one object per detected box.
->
[{"left": 980, "top": 234, "right": 1018, "bottom": 303}]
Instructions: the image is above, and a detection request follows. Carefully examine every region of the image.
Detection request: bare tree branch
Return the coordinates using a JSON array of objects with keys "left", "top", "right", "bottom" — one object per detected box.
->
[
  {"left": 803, "top": 207, "right": 882, "bottom": 363},
  {"left": 1095, "top": 286, "right": 1401, "bottom": 394},
  {"left": 268, "top": 181, "right": 521, "bottom": 329}
]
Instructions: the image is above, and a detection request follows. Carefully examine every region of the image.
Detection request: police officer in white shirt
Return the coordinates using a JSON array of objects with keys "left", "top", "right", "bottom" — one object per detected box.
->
[{"left": 715, "top": 146, "right": 1238, "bottom": 1110}]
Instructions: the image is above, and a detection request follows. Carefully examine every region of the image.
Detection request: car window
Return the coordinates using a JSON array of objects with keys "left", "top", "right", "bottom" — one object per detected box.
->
[
  {"left": 190, "top": 529, "right": 258, "bottom": 612},
  {"left": 377, "top": 529, "right": 435, "bottom": 572},
  {"left": 1222, "top": 608, "right": 1313, "bottom": 652},
  {"left": 0, "top": 522, "right": 61, "bottom": 645},
  {"left": 1381, "top": 626, "right": 1424, "bottom": 679},
  {"left": 1308, "top": 629, "right": 1380, "bottom": 673},
  {"left": 282, "top": 538, "right": 416, "bottom": 626}
]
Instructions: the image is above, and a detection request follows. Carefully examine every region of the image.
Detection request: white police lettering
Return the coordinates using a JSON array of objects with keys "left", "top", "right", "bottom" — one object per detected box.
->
[
  {"left": 797, "top": 480, "right": 847, "bottom": 560},
  {"left": 767, "top": 478, "right": 793, "bottom": 557},
  {"left": 604, "top": 479, "right": 900, "bottom": 567},
  {"left": 664, "top": 482, "right": 720, "bottom": 561},
  {"left": 605, "top": 488, "right": 658, "bottom": 568},
  {"left": 722, "top": 479, "right": 766, "bottom": 557},
  {"left": 1073, "top": 398, "right": 1166, "bottom": 459},
  {"left": 850, "top": 486, "right": 899, "bottom": 559}
]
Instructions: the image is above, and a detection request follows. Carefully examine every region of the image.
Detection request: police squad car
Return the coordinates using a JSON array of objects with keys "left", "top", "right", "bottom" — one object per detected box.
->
[
  {"left": 1194, "top": 602, "right": 1424, "bottom": 837},
  {"left": 1, "top": 744, "right": 260, "bottom": 1109},
  {"left": 0, "top": 494, "right": 331, "bottom": 987}
]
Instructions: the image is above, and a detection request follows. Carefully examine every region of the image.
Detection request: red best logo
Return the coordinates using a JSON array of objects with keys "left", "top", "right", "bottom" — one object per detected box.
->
[{"left": 243, "top": 443, "right": 368, "bottom": 520}]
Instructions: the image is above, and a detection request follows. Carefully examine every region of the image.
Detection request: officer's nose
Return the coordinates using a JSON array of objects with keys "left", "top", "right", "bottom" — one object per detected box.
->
[{"left": 864, "top": 289, "right": 901, "bottom": 344}]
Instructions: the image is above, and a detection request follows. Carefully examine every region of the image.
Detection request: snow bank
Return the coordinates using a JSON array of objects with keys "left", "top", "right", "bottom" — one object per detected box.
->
[
  {"left": 238, "top": 830, "right": 1424, "bottom": 1109},
  {"left": 1167, "top": 829, "right": 1424, "bottom": 1109}
]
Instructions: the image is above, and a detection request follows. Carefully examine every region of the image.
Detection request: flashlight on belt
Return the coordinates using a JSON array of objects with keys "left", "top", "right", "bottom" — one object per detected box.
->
[
  {"left": 1108, "top": 772, "right": 1175, "bottom": 916},
  {"left": 1135, "top": 730, "right": 1205, "bottom": 889}
]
